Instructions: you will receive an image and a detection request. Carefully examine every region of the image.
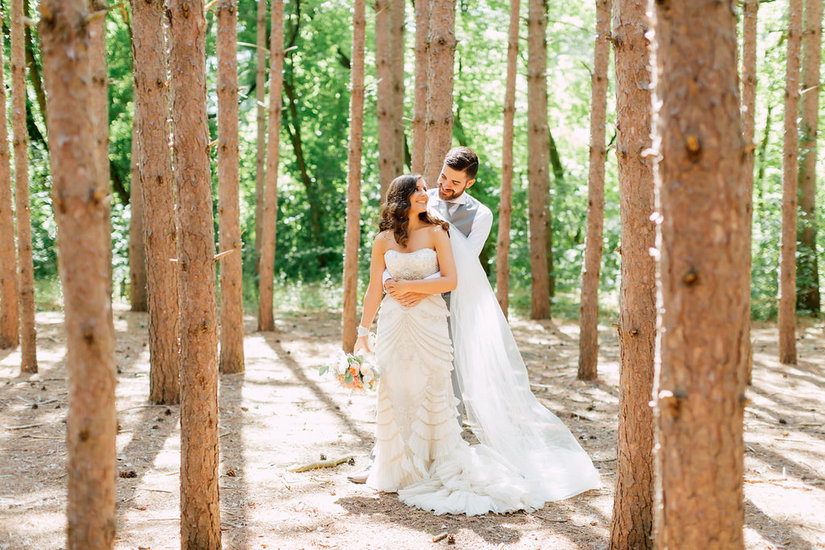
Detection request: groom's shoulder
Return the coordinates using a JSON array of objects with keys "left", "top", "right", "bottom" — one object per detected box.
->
[{"left": 465, "top": 192, "right": 492, "bottom": 215}]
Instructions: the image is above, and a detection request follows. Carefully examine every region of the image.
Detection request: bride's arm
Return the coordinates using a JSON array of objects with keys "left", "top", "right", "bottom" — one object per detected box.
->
[
  {"left": 355, "top": 233, "right": 388, "bottom": 352},
  {"left": 388, "top": 226, "right": 457, "bottom": 295}
]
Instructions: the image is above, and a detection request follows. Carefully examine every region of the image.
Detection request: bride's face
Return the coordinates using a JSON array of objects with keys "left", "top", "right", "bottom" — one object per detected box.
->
[{"left": 408, "top": 178, "right": 429, "bottom": 215}]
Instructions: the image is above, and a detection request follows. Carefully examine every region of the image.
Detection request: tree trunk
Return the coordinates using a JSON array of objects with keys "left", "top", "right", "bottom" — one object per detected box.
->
[
  {"left": 495, "top": 0, "right": 520, "bottom": 319},
  {"left": 0, "top": 3, "right": 18, "bottom": 350},
  {"left": 649, "top": 1, "right": 747, "bottom": 546},
  {"left": 375, "top": 0, "right": 395, "bottom": 200},
  {"left": 411, "top": 0, "right": 428, "bottom": 175},
  {"left": 24, "top": 0, "right": 47, "bottom": 131},
  {"left": 40, "top": 2, "right": 117, "bottom": 548},
  {"left": 527, "top": 0, "right": 550, "bottom": 319},
  {"left": 609, "top": 1, "right": 656, "bottom": 547},
  {"left": 342, "top": 0, "right": 366, "bottom": 354},
  {"left": 422, "top": 0, "right": 456, "bottom": 189},
  {"left": 168, "top": 1, "right": 221, "bottom": 546},
  {"left": 254, "top": 0, "right": 267, "bottom": 274},
  {"left": 217, "top": 0, "right": 245, "bottom": 374},
  {"left": 131, "top": 0, "right": 180, "bottom": 405},
  {"left": 779, "top": 0, "right": 802, "bottom": 365},
  {"left": 12, "top": 0, "right": 36, "bottom": 373},
  {"left": 389, "top": 0, "right": 405, "bottom": 175},
  {"left": 797, "top": 0, "right": 821, "bottom": 313},
  {"left": 577, "top": 0, "right": 611, "bottom": 381},
  {"left": 128, "top": 122, "right": 148, "bottom": 312},
  {"left": 258, "top": 0, "right": 285, "bottom": 332}
]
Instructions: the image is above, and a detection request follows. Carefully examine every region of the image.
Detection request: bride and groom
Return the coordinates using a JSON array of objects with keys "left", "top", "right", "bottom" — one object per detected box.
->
[{"left": 352, "top": 147, "right": 600, "bottom": 516}]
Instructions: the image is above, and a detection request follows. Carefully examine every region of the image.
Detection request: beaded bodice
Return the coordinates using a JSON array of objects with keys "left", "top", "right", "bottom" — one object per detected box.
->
[{"left": 384, "top": 248, "right": 439, "bottom": 280}]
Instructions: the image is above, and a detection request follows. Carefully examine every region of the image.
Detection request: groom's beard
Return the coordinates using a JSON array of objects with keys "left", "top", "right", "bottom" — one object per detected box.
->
[{"left": 438, "top": 186, "right": 466, "bottom": 201}]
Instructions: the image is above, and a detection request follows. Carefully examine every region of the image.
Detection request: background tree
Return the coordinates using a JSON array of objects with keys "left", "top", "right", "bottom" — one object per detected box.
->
[
  {"left": 40, "top": 1, "right": 117, "bottom": 547},
  {"left": 650, "top": 0, "right": 748, "bottom": 546},
  {"left": 128, "top": 123, "right": 147, "bottom": 312},
  {"left": 411, "top": 0, "right": 428, "bottom": 175},
  {"left": 254, "top": 0, "right": 268, "bottom": 272},
  {"left": 389, "top": 0, "right": 405, "bottom": 173},
  {"left": 375, "top": 0, "right": 394, "bottom": 199},
  {"left": 423, "top": 0, "right": 456, "bottom": 188}
]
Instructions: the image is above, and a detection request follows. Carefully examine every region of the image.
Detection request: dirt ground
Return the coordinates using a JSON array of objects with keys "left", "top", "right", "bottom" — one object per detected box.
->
[{"left": 1, "top": 305, "right": 824, "bottom": 550}]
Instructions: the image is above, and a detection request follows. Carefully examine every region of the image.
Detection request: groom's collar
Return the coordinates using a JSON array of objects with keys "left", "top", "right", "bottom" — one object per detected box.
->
[{"left": 427, "top": 187, "right": 469, "bottom": 205}]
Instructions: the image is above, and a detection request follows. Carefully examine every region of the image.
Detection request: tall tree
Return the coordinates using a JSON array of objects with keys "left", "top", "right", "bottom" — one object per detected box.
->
[
  {"left": 411, "top": 0, "right": 428, "bottom": 175},
  {"left": 217, "top": 0, "right": 245, "bottom": 374},
  {"left": 131, "top": 0, "right": 180, "bottom": 404},
  {"left": 422, "top": 0, "right": 456, "bottom": 189},
  {"left": 254, "top": 0, "right": 267, "bottom": 270},
  {"left": 128, "top": 122, "right": 147, "bottom": 312},
  {"left": 389, "top": 0, "right": 405, "bottom": 173},
  {"left": 168, "top": 0, "right": 221, "bottom": 546},
  {"left": 11, "top": 0, "right": 37, "bottom": 372},
  {"left": 797, "top": 0, "right": 822, "bottom": 313},
  {"left": 342, "top": 0, "right": 366, "bottom": 353},
  {"left": 375, "top": 0, "right": 393, "bottom": 198},
  {"left": 577, "top": 0, "right": 612, "bottom": 381},
  {"left": 526, "top": 0, "right": 550, "bottom": 319},
  {"left": 258, "top": 0, "right": 285, "bottom": 332},
  {"left": 649, "top": 0, "right": 747, "bottom": 546},
  {"left": 779, "top": 0, "right": 802, "bottom": 364},
  {"left": 610, "top": 0, "right": 656, "bottom": 545},
  {"left": 0, "top": 3, "right": 18, "bottom": 350},
  {"left": 495, "top": 0, "right": 520, "bottom": 318},
  {"left": 40, "top": 1, "right": 117, "bottom": 547},
  {"left": 742, "top": 0, "right": 758, "bottom": 383}
]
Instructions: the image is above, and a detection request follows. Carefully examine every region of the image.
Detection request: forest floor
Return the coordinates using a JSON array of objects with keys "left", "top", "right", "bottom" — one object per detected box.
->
[{"left": 1, "top": 305, "right": 824, "bottom": 550}]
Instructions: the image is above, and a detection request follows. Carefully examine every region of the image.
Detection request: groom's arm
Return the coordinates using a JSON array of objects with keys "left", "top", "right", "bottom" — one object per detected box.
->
[{"left": 465, "top": 204, "right": 493, "bottom": 257}]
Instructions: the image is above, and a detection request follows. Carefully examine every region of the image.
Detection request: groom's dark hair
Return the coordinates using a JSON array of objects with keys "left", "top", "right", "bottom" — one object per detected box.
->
[{"left": 444, "top": 147, "right": 479, "bottom": 179}]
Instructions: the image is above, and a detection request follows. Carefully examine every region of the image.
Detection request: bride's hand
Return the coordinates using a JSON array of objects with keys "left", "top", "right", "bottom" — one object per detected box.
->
[{"left": 354, "top": 335, "right": 370, "bottom": 354}]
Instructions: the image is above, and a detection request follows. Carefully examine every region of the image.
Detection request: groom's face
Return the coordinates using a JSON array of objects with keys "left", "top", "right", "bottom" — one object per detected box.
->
[{"left": 437, "top": 165, "right": 475, "bottom": 201}]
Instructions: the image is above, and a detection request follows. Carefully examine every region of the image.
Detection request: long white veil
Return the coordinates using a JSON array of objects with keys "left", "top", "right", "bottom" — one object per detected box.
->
[{"left": 448, "top": 227, "right": 601, "bottom": 502}]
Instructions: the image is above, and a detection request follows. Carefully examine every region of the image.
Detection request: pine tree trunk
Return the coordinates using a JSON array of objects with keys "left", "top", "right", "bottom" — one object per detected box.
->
[
  {"left": 217, "top": 0, "right": 245, "bottom": 374},
  {"left": 423, "top": 0, "right": 456, "bottom": 189},
  {"left": 131, "top": 0, "right": 180, "bottom": 405},
  {"left": 650, "top": 1, "right": 747, "bottom": 546},
  {"left": 168, "top": 1, "right": 221, "bottom": 546},
  {"left": 609, "top": 2, "right": 656, "bottom": 546},
  {"left": 495, "top": 0, "right": 520, "bottom": 319},
  {"left": 389, "top": 0, "right": 405, "bottom": 173},
  {"left": 40, "top": 2, "right": 117, "bottom": 547},
  {"left": 254, "top": 0, "right": 267, "bottom": 273},
  {"left": 11, "top": 0, "right": 36, "bottom": 373},
  {"left": 0, "top": 4, "right": 18, "bottom": 350},
  {"left": 411, "top": 0, "right": 428, "bottom": 175},
  {"left": 342, "top": 0, "right": 366, "bottom": 354},
  {"left": 128, "top": 122, "right": 148, "bottom": 312},
  {"left": 578, "top": 0, "right": 611, "bottom": 381},
  {"left": 375, "top": 0, "right": 394, "bottom": 199},
  {"left": 527, "top": 0, "right": 550, "bottom": 319},
  {"left": 797, "top": 0, "right": 821, "bottom": 313},
  {"left": 258, "top": 0, "right": 285, "bottom": 332},
  {"left": 779, "top": 0, "right": 802, "bottom": 365}
]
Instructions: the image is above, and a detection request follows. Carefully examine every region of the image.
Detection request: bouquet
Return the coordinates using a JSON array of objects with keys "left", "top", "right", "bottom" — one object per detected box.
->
[{"left": 320, "top": 337, "right": 380, "bottom": 391}]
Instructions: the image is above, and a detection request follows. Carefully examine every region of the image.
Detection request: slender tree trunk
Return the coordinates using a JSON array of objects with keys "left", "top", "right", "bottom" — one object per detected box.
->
[
  {"left": 129, "top": 122, "right": 148, "bottom": 312},
  {"left": 168, "top": 1, "right": 221, "bottom": 546},
  {"left": 0, "top": 4, "right": 19, "bottom": 350},
  {"left": 24, "top": 0, "right": 46, "bottom": 129},
  {"left": 131, "top": 0, "right": 180, "bottom": 404},
  {"left": 40, "top": 2, "right": 117, "bottom": 548},
  {"left": 375, "top": 0, "right": 394, "bottom": 199},
  {"left": 495, "top": 0, "right": 520, "bottom": 318},
  {"left": 422, "top": 0, "right": 456, "bottom": 189},
  {"left": 389, "top": 0, "right": 405, "bottom": 174},
  {"left": 797, "top": 0, "right": 822, "bottom": 312},
  {"left": 650, "top": 1, "right": 747, "bottom": 546},
  {"left": 342, "top": 0, "right": 366, "bottom": 354},
  {"left": 609, "top": 2, "right": 656, "bottom": 547},
  {"left": 12, "top": 0, "right": 36, "bottom": 373},
  {"left": 217, "top": 0, "right": 245, "bottom": 374},
  {"left": 258, "top": 0, "right": 284, "bottom": 332},
  {"left": 254, "top": 0, "right": 267, "bottom": 273},
  {"left": 527, "top": 0, "right": 550, "bottom": 319},
  {"left": 578, "top": 0, "right": 611, "bottom": 381},
  {"left": 411, "top": 0, "right": 428, "bottom": 175},
  {"left": 779, "top": 0, "right": 802, "bottom": 364}
]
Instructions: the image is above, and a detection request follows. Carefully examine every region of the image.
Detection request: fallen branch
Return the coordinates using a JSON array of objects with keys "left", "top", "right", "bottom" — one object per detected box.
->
[
  {"left": 3, "top": 423, "right": 48, "bottom": 430},
  {"left": 289, "top": 456, "right": 354, "bottom": 473}
]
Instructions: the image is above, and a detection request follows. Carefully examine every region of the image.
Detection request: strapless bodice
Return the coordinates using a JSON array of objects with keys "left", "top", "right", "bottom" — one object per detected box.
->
[{"left": 384, "top": 248, "right": 439, "bottom": 280}]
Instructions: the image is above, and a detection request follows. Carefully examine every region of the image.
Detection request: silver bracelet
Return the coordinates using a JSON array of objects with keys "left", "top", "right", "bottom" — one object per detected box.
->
[{"left": 357, "top": 325, "right": 370, "bottom": 337}]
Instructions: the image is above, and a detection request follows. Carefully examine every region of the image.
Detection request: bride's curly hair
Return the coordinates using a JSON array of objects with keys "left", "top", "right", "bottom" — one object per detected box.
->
[{"left": 379, "top": 174, "right": 449, "bottom": 247}]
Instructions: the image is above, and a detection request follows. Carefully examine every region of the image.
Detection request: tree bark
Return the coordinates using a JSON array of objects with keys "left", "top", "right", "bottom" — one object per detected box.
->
[
  {"left": 342, "top": 0, "right": 366, "bottom": 354},
  {"left": 422, "top": 0, "right": 456, "bottom": 189},
  {"left": 649, "top": 1, "right": 747, "bottom": 546},
  {"left": 0, "top": 3, "right": 19, "bottom": 350},
  {"left": 495, "top": 0, "right": 520, "bottom": 319},
  {"left": 128, "top": 122, "right": 147, "bottom": 312},
  {"left": 12, "top": 0, "right": 37, "bottom": 373},
  {"left": 411, "top": 0, "right": 428, "bottom": 175},
  {"left": 131, "top": 0, "right": 180, "bottom": 405},
  {"left": 254, "top": 0, "right": 267, "bottom": 274},
  {"left": 577, "top": 0, "right": 611, "bottom": 381},
  {"left": 779, "top": 0, "right": 802, "bottom": 364},
  {"left": 217, "top": 0, "right": 245, "bottom": 374},
  {"left": 389, "top": 0, "right": 405, "bottom": 174},
  {"left": 258, "top": 0, "right": 285, "bottom": 332},
  {"left": 375, "top": 0, "right": 401, "bottom": 199},
  {"left": 24, "top": 0, "right": 47, "bottom": 132},
  {"left": 168, "top": 0, "right": 221, "bottom": 546},
  {"left": 527, "top": 0, "right": 550, "bottom": 319},
  {"left": 797, "top": 0, "right": 821, "bottom": 313},
  {"left": 609, "top": 2, "right": 656, "bottom": 547},
  {"left": 40, "top": 2, "right": 117, "bottom": 548}
]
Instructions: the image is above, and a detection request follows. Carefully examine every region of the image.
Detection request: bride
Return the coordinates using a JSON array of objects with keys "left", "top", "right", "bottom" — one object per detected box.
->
[{"left": 354, "top": 174, "right": 600, "bottom": 515}]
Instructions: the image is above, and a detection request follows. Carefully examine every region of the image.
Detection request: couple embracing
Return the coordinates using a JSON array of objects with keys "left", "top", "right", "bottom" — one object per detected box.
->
[{"left": 352, "top": 147, "right": 600, "bottom": 516}]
